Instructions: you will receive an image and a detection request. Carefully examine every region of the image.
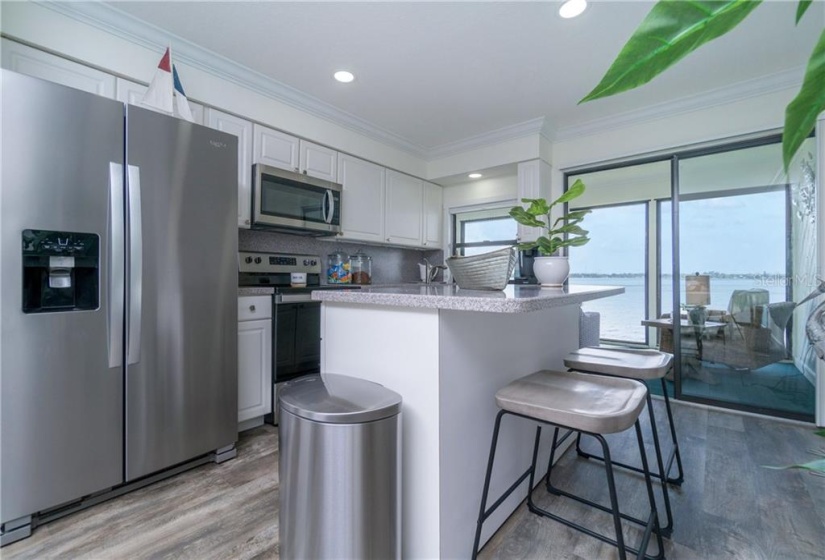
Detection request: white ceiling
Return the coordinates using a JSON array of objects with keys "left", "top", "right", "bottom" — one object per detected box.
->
[{"left": 107, "top": 0, "right": 823, "bottom": 153}]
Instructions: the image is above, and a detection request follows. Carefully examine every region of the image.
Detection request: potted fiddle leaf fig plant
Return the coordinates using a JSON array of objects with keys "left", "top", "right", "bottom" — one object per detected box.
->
[{"left": 509, "top": 179, "right": 590, "bottom": 286}]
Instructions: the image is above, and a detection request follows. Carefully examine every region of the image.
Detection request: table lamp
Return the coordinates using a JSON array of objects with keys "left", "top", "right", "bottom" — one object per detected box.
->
[{"left": 685, "top": 273, "right": 710, "bottom": 325}]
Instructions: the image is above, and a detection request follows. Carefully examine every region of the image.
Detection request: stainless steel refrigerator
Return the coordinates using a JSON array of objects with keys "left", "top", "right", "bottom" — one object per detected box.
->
[{"left": 1, "top": 70, "right": 238, "bottom": 544}]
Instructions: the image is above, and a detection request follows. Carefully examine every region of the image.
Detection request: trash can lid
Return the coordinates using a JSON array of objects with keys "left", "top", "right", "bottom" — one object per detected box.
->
[{"left": 279, "top": 374, "right": 402, "bottom": 424}]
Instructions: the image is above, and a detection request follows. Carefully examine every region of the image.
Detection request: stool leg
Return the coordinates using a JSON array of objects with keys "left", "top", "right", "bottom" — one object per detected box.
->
[
  {"left": 661, "top": 377, "right": 685, "bottom": 486},
  {"left": 645, "top": 392, "right": 674, "bottom": 538},
  {"left": 575, "top": 431, "right": 591, "bottom": 458},
  {"left": 594, "top": 433, "right": 627, "bottom": 560},
  {"left": 634, "top": 420, "right": 665, "bottom": 560},
  {"left": 472, "top": 410, "right": 506, "bottom": 559},
  {"left": 545, "top": 427, "right": 562, "bottom": 495}
]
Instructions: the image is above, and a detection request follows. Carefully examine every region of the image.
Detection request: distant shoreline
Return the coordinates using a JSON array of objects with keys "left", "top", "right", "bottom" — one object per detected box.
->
[{"left": 570, "top": 272, "right": 786, "bottom": 279}]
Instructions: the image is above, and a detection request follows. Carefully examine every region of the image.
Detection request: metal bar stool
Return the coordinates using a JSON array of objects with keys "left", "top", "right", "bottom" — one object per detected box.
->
[
  {"left": 563, "top": 346, "right": 684, "bottom": 537},
  {"left": 472, "top": 370, "right": 664, "bottom": 560}
]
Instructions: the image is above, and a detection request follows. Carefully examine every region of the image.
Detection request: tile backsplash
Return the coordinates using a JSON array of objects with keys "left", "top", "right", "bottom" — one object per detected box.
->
[{"left": 239, "top": 229, "right": 444, "bottom": 285}]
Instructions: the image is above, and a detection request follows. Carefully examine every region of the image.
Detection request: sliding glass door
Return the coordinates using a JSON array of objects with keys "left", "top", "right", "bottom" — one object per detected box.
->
[
  {"left": 673, "top": 138, "right": 816, "bottom": 419},
  {"left": 565, "top": 134, "right": 817, "bottom": 421}
]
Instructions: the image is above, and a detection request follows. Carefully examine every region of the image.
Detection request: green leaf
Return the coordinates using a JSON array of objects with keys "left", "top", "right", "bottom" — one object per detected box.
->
[
  {"left": 581, "top": 0, "right": 762, "bottom": 102},
  {"left": 796, "top": 0, "right": 813, "bottom": 24},
  {"left": 551, "top": 179, "right": 587, "bottom": 208},
  {"left": 764, "top": 458, "right": 825, "bottom": 474},
  {"left": 783, "top": 28, "right": 825, "bottom": 171},
  {"left": 566, "top": 236, "right": 591, "bottom": 247},
  {"left": 516, "top": 241, "right": 538, "bottom": 252},
  {"left": 815, "top": 429, "right": 825, "bottom": 438},
  {"left": 555, "top": 224, "right": 589, "bottom": 236},
  {"left": 509, "top": 206, "right": 546, "bottom": 228},
  {"left": 536, "top": 237, "right": 559, "bottom": 256},
  {"left": 524, "top": 198, "right": 551, "bottom": 216},
  {"left": 553, "top": 209, "right": 591, "bottom": 228}
]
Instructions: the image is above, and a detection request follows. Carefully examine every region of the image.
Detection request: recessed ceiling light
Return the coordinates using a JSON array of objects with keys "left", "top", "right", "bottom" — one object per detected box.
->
[
  {"left": 468, "top": 173, "right": 483, "bottom": 179},
  {"left": 334, "top": 70, "right": 355, "bottom": 83},
  {"left": 559, "top": 0, "right": 587, "bottom": 19}
]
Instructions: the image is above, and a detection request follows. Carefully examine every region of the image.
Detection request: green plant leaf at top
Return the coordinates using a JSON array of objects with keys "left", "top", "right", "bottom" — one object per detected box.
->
[
  {"left": 815, "top": 429, "right": 825, "bottom": 438},
  {"left": 551, "top": 179, "right": 587, "bottom": 207},
  {"left": 796, "top": 0, "right": 813, "bottom": 24},
  {"left": 783, "top": 28, "right": 825, "bottom": 171},
  {"left": 581, "top": 0, "right": 762, "bottom": 102},
  {"left": 764, "top": 458, "right": 825, "bottom": 474}
]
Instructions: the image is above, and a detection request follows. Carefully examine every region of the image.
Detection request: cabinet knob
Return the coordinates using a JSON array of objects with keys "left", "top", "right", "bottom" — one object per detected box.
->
[
  {"left": 386, "top": 237, "right": 391, "bottom": 242},
  {"left": 245, "top": 219, "right": 250, "bottom": 225},
  {"left": 249, "top": 305, "right": 256, "bottom": 311},
  {"left": 302, "top": 170, "right": 307, "bottom": 175},
  {"left": 294, "top": 167, "right": 299, "bottom": 172}
]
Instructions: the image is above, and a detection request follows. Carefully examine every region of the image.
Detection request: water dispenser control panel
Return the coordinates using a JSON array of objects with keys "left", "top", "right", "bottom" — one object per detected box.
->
[{"left": 22, "top": 229, "right": 100, "bottom": 313}]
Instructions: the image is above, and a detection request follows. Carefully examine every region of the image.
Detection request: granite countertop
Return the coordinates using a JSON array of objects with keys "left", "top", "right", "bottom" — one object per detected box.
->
[{"left": 311, "top": 284, "right": 624, "bottom": 313}]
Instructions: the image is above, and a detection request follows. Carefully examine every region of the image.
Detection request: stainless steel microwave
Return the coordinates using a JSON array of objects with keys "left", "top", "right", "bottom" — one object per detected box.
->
[{"left": 252, "top": 163, "right": 342, "bottom": 235}]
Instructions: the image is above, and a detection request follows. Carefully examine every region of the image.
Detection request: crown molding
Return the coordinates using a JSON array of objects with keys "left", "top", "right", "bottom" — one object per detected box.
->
[
  {"left": 425, "top": 117, "right": 550, "bottom": 160},
  {"left": 37, "top": 1, "right": 427, "bottom": 158},
  {"left": 34, "top": 1, "right": 808, "bottom": 163},
  {"left": 553, "top": 66, "right": 804, "bottom": 142}
]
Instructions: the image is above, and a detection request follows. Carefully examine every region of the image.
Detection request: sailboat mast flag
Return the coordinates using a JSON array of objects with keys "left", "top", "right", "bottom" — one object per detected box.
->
[
  {"left": 141, "top": 47, "right": 173, "bottom": 113},
  {"left": 172, "top": 65, "right": 194, "bottom": 122}
]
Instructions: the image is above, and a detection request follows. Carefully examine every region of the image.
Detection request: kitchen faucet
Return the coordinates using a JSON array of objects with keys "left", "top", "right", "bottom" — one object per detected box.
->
[{"left": 422, "top": 258, "right": 447, "bottom": 284}]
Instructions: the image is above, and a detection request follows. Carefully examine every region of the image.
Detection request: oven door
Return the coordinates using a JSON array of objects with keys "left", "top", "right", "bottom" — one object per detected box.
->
[
  {"left": 252, "top": 164, "right": 341, "bottom": 234},
  {"left": 275, "top": 300, "right": 321, "bottom": 383}
]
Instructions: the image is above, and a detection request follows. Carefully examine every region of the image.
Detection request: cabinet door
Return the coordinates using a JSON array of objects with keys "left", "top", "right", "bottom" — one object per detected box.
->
[
  {"left": 207, "top": 109, "right": 253, "bottom": 228},
  {"left": 115, "top": 77, "right": 204, "bottom": 124},
  {"left": 1, "top": 39, "right": 115, "bottom": 98},
  {"left": 385, "top": 170, "right": 423, "bottom": 246},
  {"left": 422, "top": 181, "right": 443, "bottom": 248},
  {"left": 337, "top": 153, "right": 386, "bottom": 243},
  {"left": 299, "top": 140, "right": 337, "bottom": 181},
  {"left": 253, "top": 124, "right": 299, "bottom": 172},
  {"left": 238, "top": 318, "right": 272, "bottom": 424}
]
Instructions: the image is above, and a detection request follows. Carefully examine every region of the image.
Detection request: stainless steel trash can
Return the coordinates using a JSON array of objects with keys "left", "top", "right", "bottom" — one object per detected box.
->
[{"left": 279, "top": 373, "right": 402, "bottom": 560}]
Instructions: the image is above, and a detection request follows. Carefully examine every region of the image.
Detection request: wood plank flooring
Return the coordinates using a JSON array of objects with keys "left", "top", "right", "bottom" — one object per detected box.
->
[{"left": 3, "top": 401, "right": 824, "bottom": 559}]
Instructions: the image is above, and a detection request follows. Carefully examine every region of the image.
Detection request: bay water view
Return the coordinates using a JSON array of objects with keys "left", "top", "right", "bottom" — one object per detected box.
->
[{"left": 575, "top": 275, "right": 788, "bottom": 343}]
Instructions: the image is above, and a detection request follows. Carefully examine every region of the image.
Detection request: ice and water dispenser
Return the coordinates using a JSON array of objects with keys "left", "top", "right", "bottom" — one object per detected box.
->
[{"left": 22, "top": 229, "right": 100, "bottom": 313}]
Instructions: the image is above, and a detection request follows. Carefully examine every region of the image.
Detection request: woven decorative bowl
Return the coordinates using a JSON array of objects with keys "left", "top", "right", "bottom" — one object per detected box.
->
[{"left": 446, "top": 247, "right": 517, "bottom": 291}]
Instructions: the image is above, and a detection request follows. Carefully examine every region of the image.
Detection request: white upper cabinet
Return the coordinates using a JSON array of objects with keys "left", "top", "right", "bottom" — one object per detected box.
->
[
  {"left": 300, "top": 141, "right": 337, "bottom": 182},
  {"left": 422, "top": 181, "right": 443, "bottom": 248},
  {"left": 385, "top": 170, "right": 423, "bottom": 246},
  {"left": 253, "top": 125, "right": 337, "bottom": 181},
  {"left": 115, "top": 78, "right": 204, "bottom": 124},
  {"left": 253, "top": 124, "right": 299, "bottom": 172},
  {"left": 1, "top": 39, "right": 115, "bottom": 98},
  {"left": 337, "top": 153, "right": 385, "bottom": 243},
  {"left": 206, "top": 108, "right": 253, "bottom": 228}
]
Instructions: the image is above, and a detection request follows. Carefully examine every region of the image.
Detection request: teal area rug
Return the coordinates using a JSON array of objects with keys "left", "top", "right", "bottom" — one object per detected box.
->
[{"left": 648, "top": 360, "right": 815, "bottom": 418}]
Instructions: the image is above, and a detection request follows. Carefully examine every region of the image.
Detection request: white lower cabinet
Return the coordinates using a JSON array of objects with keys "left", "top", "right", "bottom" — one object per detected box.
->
[{"left": 238, "top": 296, "right": 272, "bottom": 427}]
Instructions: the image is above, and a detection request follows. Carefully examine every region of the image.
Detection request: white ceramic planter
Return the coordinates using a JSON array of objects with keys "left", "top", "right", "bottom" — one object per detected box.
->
[{"left": 533, "top": 256, "right": 569, "bottom": 287}]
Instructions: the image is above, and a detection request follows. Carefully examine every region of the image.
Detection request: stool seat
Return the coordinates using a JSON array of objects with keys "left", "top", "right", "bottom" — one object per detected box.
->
[
  {"left": 564, "top": 346, "right": 673, "bottom": 380},
  {"left": 495, "top": 370, "right": 647, "bottom": 434}
]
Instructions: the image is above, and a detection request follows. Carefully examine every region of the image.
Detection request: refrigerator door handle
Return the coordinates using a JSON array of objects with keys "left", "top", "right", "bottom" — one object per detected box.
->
[
  {"left": 108, "top": 162, "right": 125, "bottom": 368},
  {"left": 127, "top": 165, "right": 143, "bottom": 365}
]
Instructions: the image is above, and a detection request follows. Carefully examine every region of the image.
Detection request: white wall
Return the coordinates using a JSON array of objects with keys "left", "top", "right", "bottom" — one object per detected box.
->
[
  {"left": 0, "top": 1, "right": 427, "bottom": 177},
  {"left": 442, "top": 175, "right": 517, "bottom": 212}
]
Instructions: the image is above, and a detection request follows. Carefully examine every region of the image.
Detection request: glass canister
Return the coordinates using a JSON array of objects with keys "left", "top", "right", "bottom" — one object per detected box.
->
[
  {"left": 327, "top": 250, "right": 351, "bottom": 284},
  {"left": 349, "top": 250, "right": 372, "bottom": 285}
]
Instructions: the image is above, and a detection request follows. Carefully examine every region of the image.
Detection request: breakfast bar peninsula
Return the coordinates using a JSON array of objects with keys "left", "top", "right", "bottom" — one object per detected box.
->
[{"left": 312, "top": 284, "right": 623, "bottom": 559}]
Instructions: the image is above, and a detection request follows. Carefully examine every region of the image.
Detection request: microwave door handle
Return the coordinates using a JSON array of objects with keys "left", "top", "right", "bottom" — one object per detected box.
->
[
  {"left": 108, "top": 162, "right": 125, "bottom": 368},
  {"left": 127, "top": 165, "right": 143, "bottom": 365},
  {"left": 324, "top": 189, "right": 334, "bottom": 224}
]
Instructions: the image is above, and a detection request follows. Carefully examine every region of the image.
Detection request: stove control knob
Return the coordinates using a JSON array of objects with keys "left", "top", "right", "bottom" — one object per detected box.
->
[
  {"left": 303, "top": 259, "right": 310, "bottom": 266},
  {"left": 245, "top": 256, "right": 253, "bottom": 264},
  {"left": 254, "top": 257, "right": 262, "bottom": 264},
  {"left": 310, "top": 259, "right": 317, "bottom": 266}
]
